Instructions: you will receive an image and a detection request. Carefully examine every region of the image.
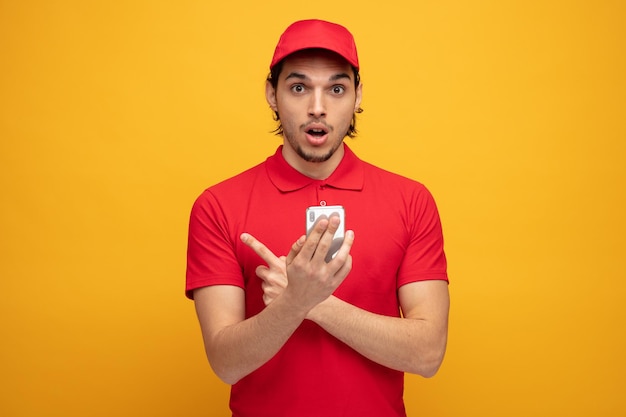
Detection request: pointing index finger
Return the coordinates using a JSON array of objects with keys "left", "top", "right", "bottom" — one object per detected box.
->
[{"left": 241, "top": 233, "right": 282, "bottom": 267}]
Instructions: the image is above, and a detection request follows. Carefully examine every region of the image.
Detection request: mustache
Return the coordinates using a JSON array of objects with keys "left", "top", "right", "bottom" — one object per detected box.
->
[{"left": 301, "top": 120, "right": 333, "bottom": 131}]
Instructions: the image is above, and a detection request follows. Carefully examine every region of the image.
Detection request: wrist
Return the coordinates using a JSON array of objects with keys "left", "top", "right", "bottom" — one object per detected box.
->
[
  {"left": 305, "top": 295, "right": 337, "bottom": 323},
  {"left": 276, "top": 288, "right": 314, "bottom": 321}
]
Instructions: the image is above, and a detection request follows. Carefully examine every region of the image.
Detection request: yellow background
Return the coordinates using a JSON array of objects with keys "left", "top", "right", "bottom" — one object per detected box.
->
[{"left": 1, "top": 1, "right": 624, "bottom": 416}]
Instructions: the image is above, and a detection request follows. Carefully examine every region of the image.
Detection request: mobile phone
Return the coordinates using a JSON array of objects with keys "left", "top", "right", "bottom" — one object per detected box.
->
[{"left": 306, "top": 205, "right": 345, "bottom": 262}]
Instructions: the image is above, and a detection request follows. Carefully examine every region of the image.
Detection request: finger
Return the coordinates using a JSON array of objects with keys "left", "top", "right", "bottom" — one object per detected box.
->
[
  {"left": 333, "top": 253, "right": 353, "bottom": 281},
  {"left": 241, "top": 233, "right": 282, "bottom": 267},
  {"left": 286, "top": 234, "right": 306, "bottom": 264},
  {"left": 328, "top": 229, "right": 355, "bottom": 267},
  {"left": 261, "top": 281, "right": 280, "bottom": 306},
  {"left": 311, "top": 214, "right": 343, "bottom": 263},
  {"left": 297, "top": 217, "right": 330, "bottom": 262},
  {"left": 255, "top": 264, "right": 269, "bottom": 280}
]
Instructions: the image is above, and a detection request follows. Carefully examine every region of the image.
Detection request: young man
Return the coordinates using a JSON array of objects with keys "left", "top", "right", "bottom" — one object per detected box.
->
[{"left": 186, "top": 19, "right": 449, "bottom": 417}]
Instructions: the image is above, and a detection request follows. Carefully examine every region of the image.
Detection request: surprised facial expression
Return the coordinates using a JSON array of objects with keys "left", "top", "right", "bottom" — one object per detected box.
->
[{"left": 266, "top": 49, "right": 362, "bottom": 175}]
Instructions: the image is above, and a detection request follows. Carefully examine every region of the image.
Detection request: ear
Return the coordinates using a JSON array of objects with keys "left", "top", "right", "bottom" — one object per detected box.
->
[
  {"left": 354, "top": 82, "right": 363, "bottom": 112},
  {"left": 265, "top": 80, "right": 278, "bottom": 111}
]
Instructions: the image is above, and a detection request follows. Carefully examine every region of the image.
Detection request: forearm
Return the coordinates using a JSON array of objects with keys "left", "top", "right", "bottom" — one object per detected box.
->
[
  {"left": 196, "top": 288, "right": 308, "bottom": 385},
  {"left": 307, "top": 295, "right": 448, "bottom": 377}
]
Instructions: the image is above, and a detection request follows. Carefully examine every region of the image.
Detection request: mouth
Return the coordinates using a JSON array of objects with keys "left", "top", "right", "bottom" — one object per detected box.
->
[
  {"left": 307, "top": 128, "right": 327, "bottom": 137},
  {"left": 304, "top": 124, "right": 330, "bottom": 145}
]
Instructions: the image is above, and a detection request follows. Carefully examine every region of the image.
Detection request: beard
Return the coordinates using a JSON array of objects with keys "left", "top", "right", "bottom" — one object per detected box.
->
[
  {"left": 291, "top": 139, "right": 341, "bottom": 163},
  {"left": 282, "top": 120, "right": 349, "bottom": 163}
]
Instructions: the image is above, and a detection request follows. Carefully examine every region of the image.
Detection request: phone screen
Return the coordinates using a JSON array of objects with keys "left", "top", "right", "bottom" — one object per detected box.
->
[{"left": 306, "top": 205, "right": 345, "bottom": 262}]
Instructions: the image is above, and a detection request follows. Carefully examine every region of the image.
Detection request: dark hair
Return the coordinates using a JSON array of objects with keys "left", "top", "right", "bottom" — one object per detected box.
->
[{"left": 266, "top": 59, "right": 364, "bottom": 138}]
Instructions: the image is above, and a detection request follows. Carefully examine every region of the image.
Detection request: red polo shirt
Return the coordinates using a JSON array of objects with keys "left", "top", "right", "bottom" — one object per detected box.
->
[{"left": 186, "top": 144, "right": 447, "bottom": 417}]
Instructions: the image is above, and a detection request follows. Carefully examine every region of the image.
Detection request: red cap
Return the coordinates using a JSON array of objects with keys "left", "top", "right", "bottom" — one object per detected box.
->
[{"left": 270, "top": 19, "right": 359, "bottom": 70}]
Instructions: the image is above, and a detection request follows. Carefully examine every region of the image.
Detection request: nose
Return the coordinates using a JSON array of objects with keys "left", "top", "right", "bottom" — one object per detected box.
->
[{"left": 308, "top": 89, "right": 326, "bottom": 118}]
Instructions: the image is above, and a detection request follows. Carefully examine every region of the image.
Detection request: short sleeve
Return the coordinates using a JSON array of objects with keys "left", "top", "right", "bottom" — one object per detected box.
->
[
  {"left": 185, "top": 190, "right": 244, "bottom": 299},
  {"left": 397, "top": 186, "right": 448, "bottom": 287}
]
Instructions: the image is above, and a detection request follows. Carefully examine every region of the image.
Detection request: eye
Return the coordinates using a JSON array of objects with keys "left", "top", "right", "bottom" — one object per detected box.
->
[
  {"left": 291, "top": 84, "right": 305, "bottom": 93},
  {"left": 331, "top": 85, "right": 345, "bottom": 95}
]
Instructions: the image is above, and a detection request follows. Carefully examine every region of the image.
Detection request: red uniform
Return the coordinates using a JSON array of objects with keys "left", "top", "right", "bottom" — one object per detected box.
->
[{"left": 186, "top": 145, "right": 448, "bottom": 417}]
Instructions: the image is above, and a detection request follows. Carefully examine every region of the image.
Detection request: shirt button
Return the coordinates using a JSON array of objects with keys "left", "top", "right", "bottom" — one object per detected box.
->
[{"left": 319, "top": 200, "right": 327, "bottom": 206}]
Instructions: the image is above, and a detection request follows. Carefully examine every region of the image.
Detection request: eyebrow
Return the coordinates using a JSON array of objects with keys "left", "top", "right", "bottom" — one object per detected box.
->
[{"left": 284, "top": 72, "right": 352, "bottom": 82}]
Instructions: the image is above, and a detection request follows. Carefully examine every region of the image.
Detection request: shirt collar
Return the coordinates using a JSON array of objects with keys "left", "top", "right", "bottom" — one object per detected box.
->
[{"left": 266, "top": 144, "right": 365, "bottom": 192}]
